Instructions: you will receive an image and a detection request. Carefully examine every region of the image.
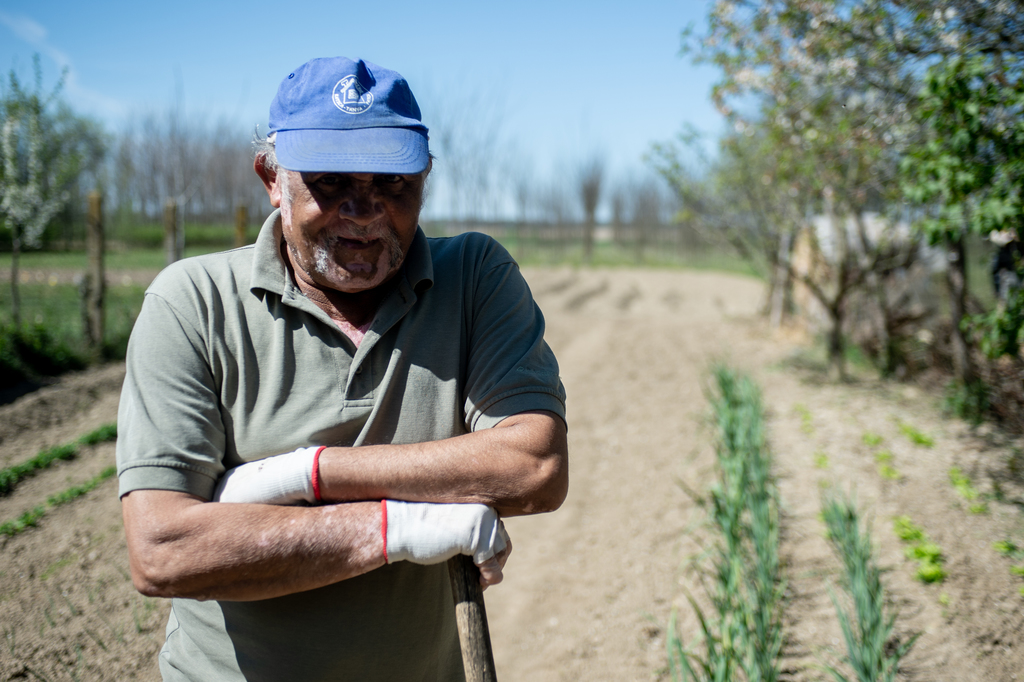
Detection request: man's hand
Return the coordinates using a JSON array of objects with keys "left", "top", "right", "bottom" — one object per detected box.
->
[
  {"left": 319, "top": 411, "right": 569, "bottom": 517},
  {"left": 121, "top": 490, "right": 384, "bottom": 601},
  {"left": 474, "top": 541, "right": 511, "bottom": 588},
  {"left": 383, "top": 500, "right": 511, "bottom": 586},
  {"left": 212, "top": 455, "right": 514, "bottom": 586},
  {"left": 213, "top": 447, "right": 319, "bottom": 505}
]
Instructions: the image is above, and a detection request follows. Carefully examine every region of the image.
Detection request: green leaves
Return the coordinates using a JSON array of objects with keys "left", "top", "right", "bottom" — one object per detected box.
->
[
  {"left": 669, "top": 367, "right": 784, "bottom": 682},
  {"left": 902, "top": 53, "right": 1024, "bottom": 360},
  {"left": 0, "top": 422, "right": 116, "bottom": 495},
  {"left": 0, "top": 466, "right": 116, "bottom": 537},
  {"left": 898, "top": 422, "right": 934, "bottom": 447},
  {"left": 822, "top": 492, "right": 918, "bottom": 682},
  {"left": 892, "top": 516, "right": 947, "bottom": 583},
  {"left": 892, "top": 516, "right": 926, "bottom": 544}
]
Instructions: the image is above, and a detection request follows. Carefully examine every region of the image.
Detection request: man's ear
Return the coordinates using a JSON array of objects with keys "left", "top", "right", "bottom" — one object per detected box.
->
[{"left": 254, "top": 155, "right": 283, "bottom": 208}]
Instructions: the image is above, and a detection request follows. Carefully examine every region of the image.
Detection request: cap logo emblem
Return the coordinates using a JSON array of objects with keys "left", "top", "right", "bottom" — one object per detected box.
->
[{"left": 332, "top": 75, "right": 374, "bottom": 114}]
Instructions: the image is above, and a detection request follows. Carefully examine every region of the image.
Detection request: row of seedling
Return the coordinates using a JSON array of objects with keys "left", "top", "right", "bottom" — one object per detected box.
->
[
  {"left": 892, "top": 516, "right": 946, "bottom": 583},
  {"left": 862, "top": 422, "right": 933, "bottom": 483},
  {"left": 0, "top": 423, "right": 118, "bottom": 537},
  {"left": 668, "top": 367, "right": 784, "bottom": 682},
  {"left": 1, "top": 466, "right": 118, "bottom": 537},
  {"left": 948, "top": 467, "right": 988, "bottom": 514},
  {"left": 859, "top": 431, "right": 899, "bottom": 481},
  {"left": 0, "top": 423, "right": 117, "bottom": 495},
  {"left": 673, "top": 372, "right": 920, "bottom": 681},
  {"left": 829, "top": 430, "right": 948, "bottom": 585},
  {"left": 993, "top": 541, "right": 1024, "bottom": 596},
  {"left": 821, "top": 492, "right": 919, "bottom": 682}
]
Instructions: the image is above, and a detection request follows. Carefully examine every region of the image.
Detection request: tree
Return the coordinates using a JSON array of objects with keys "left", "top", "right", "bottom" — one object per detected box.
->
[
  {"left": 692, "top": 0, "right": 1024, "bottom": 383},
  {"left": 903, "top": 53, "right": 1024, "bottom": 382},
  {"left": 650, "top": 125, "right": 798, "bottom": 324},
  {"left": 0, "top": 56, "right": 104, "bottom": 325},
  {"left": 424, "top": 86, "right": 509, "bottom": 222},
  {"left": 576, "top": 155, "right": 605, "bottom": 263},
  {"left": 629, "top": 175, "right": 665, "bottom": 265},
  {"left": 661, "top": 1, "right": 923, "bottom": 378}
]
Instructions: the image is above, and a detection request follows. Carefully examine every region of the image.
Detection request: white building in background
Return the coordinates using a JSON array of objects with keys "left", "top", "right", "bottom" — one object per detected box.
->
[
  {"left": 789, "top": 211, "right": 947, "bottom": 339},
  {"left": 805, "top": 211, "right": 945, "bottom": 271}
]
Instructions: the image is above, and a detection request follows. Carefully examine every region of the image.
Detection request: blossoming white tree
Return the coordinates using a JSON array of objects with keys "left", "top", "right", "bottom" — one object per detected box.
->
[{"left": 0, "top": 57, "right": 103, "bottom": 326}]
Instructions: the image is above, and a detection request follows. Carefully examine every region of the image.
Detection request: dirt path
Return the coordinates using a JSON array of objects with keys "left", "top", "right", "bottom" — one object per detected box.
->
[{"left": 2, "top": 267, "right": 1023, "bottom": 681}]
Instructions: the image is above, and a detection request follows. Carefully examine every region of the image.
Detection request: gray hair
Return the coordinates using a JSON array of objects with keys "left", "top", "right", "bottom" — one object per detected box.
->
[{"left": 252, "top": 127, "right": 278, "bottom": 173}]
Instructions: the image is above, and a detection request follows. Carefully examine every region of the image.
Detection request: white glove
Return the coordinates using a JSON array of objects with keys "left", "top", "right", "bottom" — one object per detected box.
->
[
  {"left": 384, "top": 500, "right": 507, "bottom": 565},
  {"left": 213, "top": 447, "right": 319, "bottom": 505}
]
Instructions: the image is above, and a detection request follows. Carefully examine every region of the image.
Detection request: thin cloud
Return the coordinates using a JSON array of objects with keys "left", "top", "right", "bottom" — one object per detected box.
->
[
  {"left": 0, "top": 12, "right": 47, "bottom": 44},
  {"left": 0, "top": 10, "right": 125, "bottom": 118}
]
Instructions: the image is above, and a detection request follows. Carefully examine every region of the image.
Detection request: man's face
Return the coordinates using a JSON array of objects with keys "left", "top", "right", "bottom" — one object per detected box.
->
[{"left": 269, "top": 168, "right": 427, "bottom": 294}]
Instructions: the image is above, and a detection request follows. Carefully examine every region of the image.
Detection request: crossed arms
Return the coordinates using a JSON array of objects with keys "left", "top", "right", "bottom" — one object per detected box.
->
[{"left": 121, "top": 410, "right": 568, "bottom": 602}]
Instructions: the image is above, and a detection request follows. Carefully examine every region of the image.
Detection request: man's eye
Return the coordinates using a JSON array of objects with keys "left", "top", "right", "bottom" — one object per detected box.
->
[{"left": 376, "top": 175, "right": 404, "bottom": 186}]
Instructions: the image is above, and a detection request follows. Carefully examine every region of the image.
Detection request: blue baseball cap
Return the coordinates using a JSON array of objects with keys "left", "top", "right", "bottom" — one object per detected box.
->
[{"left": 268, "top": 57, "right": 430, "bottom": 174}]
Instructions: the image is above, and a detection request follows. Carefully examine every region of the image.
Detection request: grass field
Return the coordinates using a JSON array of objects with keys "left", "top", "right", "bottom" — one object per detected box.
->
[
  {"left": 0, "top": 222, "right": 758, "bottom": 368},
  {"left": 0, "top": 281, "right": 147, "bottom": 368}
]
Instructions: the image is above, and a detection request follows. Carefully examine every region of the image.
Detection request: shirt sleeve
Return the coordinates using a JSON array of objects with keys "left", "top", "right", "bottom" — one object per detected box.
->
[
  {"left": 116, "top": 291, "right": 227, "bottom": 500},
  {"left": 461, "top": 242, "right": 566, "bottom": 432}
]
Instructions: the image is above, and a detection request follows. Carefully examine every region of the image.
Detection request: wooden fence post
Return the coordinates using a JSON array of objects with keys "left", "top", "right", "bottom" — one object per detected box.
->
[
  {"left": 235, "top": 205, "right": 249, "bottom": 248},
  {"left": 164, "top": 200, "right": 178, "bottom": 266},
  {"left": 634, "top": 223, "right": 646, "bottom": 265},
  {"left": 84, "top": 191, "right": 105, "bottom": 351}
]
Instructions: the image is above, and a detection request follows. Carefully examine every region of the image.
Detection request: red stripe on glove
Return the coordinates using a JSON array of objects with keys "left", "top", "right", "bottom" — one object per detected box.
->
[
  {"left": 381, "top": 500, "right": 389, "bottom": 564},
  {"left": 312, "top": 446, "right": 327, "bottom": 502}
]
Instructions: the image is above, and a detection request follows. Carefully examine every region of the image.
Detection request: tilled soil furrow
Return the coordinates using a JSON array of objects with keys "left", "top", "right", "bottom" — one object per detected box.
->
[
  {"left": 761, "top": 371, "right": 1024, "bottom": 681},
  {"left": 0, "top": 442, "right": 118, "bottom": 524},
  {"left": 0, "top": 364, "right": 124, "bottom": 467},
  {"left": 3, "top": 268, "right": 1023, "bottom": 682}
]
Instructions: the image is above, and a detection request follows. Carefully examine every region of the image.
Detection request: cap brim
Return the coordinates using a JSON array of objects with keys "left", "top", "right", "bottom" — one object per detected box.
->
[{"left": 275, "top": 127, "right": 429, "bottom": 174}]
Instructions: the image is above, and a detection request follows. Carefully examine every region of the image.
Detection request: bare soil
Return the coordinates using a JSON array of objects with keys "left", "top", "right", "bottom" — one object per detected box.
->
[{"left": 2, "top": 267, "right": 1023, "bottom": 681}]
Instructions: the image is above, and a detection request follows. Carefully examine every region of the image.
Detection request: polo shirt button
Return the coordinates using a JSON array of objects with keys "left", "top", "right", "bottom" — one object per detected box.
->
[{"left": 355, "top": 366, "right": 363, "bottom": 374}]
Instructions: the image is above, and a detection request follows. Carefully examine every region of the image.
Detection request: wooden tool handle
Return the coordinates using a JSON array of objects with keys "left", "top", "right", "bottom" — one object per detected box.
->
[{"left": 447, "top": 554, "right": 498, "bottom": 682}]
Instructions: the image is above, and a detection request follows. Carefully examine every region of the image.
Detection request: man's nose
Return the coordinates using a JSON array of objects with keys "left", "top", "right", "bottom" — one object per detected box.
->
[{"left": 338, "top": 186, "right": 385, "bottom": 225}]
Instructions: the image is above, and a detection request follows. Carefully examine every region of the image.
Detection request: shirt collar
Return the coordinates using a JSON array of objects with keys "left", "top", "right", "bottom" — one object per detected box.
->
[
  {"left": 402, "top": 225, "right": 434, "bottom": 293},
  {"left": 249, "top": 209, "right": 289, "bottom": 296},
  {"left": 249, "top": 208, "right": 434, "bottom": 297}
]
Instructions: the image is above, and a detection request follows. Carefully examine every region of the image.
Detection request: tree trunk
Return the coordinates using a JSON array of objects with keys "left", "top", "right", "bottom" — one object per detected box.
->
[
  {"left": 768, "top": 232, "right": 793, "bottom": 328},
  {"left": 582, "top": 222, "right": 595, "bottom": 264},
  {"left": 826, "top": 304, "right": 846, "bottom": 381},
  {"left": 634, "top": 224, "right": 646, "bottom": 265},
  {"left": 234, "top": 205, "right": 248, "bottom": 249},
  {"left": 874, "top": 273, "right": 896, "bottom": 376},
  {"left": 164, "top": 200, "right": 179, "bottom": 266},
  {"left": 84, "top": 191, "right": 105, "bottom": 351},
  {"left": 946, "top": 235, "right": 976, "bottom": 385},
  {"left": 10, "top": 233, "right": 21, "bottom": 327}
]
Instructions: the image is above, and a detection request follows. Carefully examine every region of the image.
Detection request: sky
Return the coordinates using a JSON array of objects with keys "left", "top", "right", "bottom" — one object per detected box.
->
[{"left": 0, "top": 0, "right": 724, "bottom": 217}]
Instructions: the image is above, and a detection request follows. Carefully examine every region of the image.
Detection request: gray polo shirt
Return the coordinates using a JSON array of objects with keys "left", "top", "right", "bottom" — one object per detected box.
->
[{"left": 116, "top": 210, "right": 565, "bottom": 681}]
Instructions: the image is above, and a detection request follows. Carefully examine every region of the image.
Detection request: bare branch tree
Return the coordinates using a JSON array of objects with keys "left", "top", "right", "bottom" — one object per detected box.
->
[
  {"left": 421, "top": 85, "right": 509, "bottom": 223},
  {"left": 576, "top": 155, "right": 605, "bottom": 263}
]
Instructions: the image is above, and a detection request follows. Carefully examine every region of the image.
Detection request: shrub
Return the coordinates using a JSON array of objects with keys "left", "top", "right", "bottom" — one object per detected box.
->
[
  {"left": 943, "top": 379, "right": 989, "bottom": 425},
  {"left": 0, "top": 324, "right": 85, "bottom": 389}
]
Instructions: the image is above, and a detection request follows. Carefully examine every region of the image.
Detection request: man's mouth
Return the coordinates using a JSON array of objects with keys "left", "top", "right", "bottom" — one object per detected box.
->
[{"left": 336, "top": 237, "right": 379, "bottom": 250}]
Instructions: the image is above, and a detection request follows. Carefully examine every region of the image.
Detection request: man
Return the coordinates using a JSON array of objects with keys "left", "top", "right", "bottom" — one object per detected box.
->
[{"left": 117, "top": 56, "right": 568, "bottom": 681}]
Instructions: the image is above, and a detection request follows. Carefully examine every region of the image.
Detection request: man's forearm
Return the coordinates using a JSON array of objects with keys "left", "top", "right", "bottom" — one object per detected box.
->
[
  {"left": 318, "top": 411, "right": 568, "bottom": 516},
  {"left": 122, "top": 490, "right": 384, "bottom": 602}
]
